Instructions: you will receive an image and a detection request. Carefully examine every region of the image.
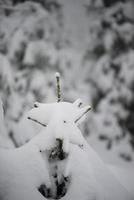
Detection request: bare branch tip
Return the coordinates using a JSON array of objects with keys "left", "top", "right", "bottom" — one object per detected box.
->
[{"left": 55, "top": 72, "right": 61, "bottom": 102}]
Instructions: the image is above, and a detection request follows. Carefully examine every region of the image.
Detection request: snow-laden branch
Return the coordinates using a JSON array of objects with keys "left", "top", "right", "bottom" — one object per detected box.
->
[{"left": 75, "top": 105, "right": 91, "bottom": 123}]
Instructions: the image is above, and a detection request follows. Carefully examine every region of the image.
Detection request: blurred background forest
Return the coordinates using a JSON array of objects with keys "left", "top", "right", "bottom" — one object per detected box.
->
[{"left": 0, "top": 0, "right": 134, "bottom": 166}]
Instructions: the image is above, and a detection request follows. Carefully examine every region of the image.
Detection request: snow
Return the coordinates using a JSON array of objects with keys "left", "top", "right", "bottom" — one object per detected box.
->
[
  {"left": 27, "top": 101, "right": 91, "bottom": 152},
  {"left": 27, "top": 100, "right": 132, "bottom": 200},
  {"left": 0, "top": 1, "right": 134, "bottom": 199},
  {"left": 10, "top": 114, "right": 37, "bottom": 146},
  {"left": 0, "top": 99, "right": 132, "bottom": 200},
  {"left": 61, "top": 144, "right": 102, "bottom": 200},
  {"left": 0, "top": 99, "right": 91, "bottom": 200},
  {"left": 62, "top": 142, "right": 133, "bottom": 200},
  {"left": 109, "top": 164, "right": 134, "bottom": 197},
  {"left": 55, "top": 72, "right": 60, "bottom": 78},
  {"left": 0, "top": 95, "right": 133, "bottom": 200},
  {"left": 83, "top": 141, "right": 133, "bottom": 200},
  {"left": 0, "top": 142, "right": 50, "bottom": 200}
]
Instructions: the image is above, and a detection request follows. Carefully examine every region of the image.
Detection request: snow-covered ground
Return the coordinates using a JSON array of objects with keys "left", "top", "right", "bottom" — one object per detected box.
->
[{"left": 0, "top": 98, "right": 133, "bottom": 200}]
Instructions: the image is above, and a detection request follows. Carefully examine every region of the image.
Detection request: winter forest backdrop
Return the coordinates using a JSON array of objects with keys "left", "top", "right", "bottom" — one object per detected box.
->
[{"left": 0, "top": 0, "right": 134, "bottom": 168}]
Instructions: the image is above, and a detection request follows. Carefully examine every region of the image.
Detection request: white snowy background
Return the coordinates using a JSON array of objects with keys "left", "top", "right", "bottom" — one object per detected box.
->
[{"left": 0, "top": 0, "right": 134, "bottom": 199}]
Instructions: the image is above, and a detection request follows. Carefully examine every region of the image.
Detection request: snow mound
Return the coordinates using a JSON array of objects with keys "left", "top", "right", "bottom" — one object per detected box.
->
[{"left": 0, "top": 99, "right": 133, "bottom": 200}]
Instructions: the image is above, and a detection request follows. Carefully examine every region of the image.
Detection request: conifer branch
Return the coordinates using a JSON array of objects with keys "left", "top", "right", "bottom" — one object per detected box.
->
[
  {"left": 75, "top": 106, "right": 91, "bottom": 123},
  {"left": 55, "top": 72, "right": 61, "bottom": 102},
  {"left": 28, "top": 116, "right": 47, "bottom": 127}
]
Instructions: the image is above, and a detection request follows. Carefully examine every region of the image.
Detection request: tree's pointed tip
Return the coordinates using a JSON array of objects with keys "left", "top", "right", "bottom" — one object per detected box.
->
[{"left": 55, "top": 72, "right": 60, "bottom": 78}]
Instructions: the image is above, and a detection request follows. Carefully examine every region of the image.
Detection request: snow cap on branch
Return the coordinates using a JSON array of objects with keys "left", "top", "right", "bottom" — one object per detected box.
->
[
  {"left": 27, "top": 72, "right": 91, "bottom": 152},
  {"left": 73, "top": 98, "right": 83, "bottom": 108},
  {"left": 28, "top": 101, "right": 91, "bottom": 127}
]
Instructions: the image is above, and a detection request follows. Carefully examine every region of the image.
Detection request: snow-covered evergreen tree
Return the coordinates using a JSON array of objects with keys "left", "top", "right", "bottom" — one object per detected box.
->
[{"left": 0, "top": 73, "right": 133, "bottom": 200}]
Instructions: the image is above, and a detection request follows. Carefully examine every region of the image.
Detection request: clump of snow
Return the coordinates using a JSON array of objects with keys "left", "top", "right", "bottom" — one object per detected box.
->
[
  {"left": 27, "top": 100, "right": 91, "bottom": 152},
  {"left": 55, "top": 72, "right": 60, "bottom": 78}
]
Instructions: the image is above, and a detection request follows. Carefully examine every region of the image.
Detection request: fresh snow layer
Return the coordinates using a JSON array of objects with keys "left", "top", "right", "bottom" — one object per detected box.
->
[
  {"left": 0, "top": 132, "right": 133, "bottom": 200},
  {"left": 27, "top": 101, "right": 91, "bottom": 152},
  {"left": 55, "top": 72, "right": 60, "bottom": 78},
  {"left": 0, "top": 143, "right": 49, "bottom": 200},
  {"left": 0, "top": 140, "right": 132, "bottom": 200}
]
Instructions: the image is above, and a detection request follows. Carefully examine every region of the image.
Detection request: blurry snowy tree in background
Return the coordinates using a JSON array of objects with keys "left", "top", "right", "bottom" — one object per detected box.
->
[
  {"left": 0, "top": 0, "right": 66, "bottom": 146},
  {"left": 84, "top": 0, "right": 134, "bottom": 163},
  {"left": 0, "top": 0, "right": 134, "bottom": 165}
]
